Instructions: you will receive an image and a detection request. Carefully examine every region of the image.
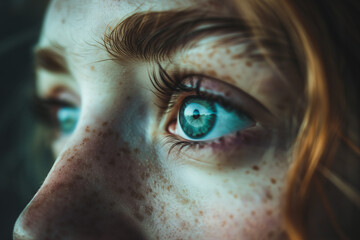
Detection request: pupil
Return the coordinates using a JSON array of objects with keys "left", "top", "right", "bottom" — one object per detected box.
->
[{"left": 193, "top": 109, "right": 200, "bottom": 119}]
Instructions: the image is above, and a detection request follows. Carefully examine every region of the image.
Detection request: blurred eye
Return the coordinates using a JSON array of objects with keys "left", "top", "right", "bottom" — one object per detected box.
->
[
  {"left": 175, "top": 96, "right": 254, "bottom": 141},
  {"left": 57, "top": 107, "right": 80, "bottom": 134}
]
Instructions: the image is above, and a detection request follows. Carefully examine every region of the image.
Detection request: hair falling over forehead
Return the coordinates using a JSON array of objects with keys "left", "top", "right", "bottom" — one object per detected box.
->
[{"left": 231, "top": 0, "right": 360, "bottom": 239}]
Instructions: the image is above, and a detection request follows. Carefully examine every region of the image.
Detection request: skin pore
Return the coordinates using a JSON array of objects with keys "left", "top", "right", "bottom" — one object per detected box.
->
[{"left": 14, "top": 0, "right": 300, "bottom": 239}]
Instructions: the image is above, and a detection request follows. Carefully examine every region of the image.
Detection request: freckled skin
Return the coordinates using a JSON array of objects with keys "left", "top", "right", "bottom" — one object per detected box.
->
[{"left": 13, "top": 0, "right": 300, "bottom": 240}]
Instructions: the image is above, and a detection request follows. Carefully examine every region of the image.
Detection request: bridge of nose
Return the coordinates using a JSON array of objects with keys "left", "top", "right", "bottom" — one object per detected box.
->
[{"left": 13, "top": 94, "right": 159, "bottom": 239}]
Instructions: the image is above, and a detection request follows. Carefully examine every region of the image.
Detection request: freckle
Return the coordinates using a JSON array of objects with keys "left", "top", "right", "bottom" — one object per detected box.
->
[
  {"left": 90, "top": 65, "right": 95, "bottom": 71},
  {"left": 270, "top": 178, "right": 277, "bottom": 184},
  {"left": 234, "top": 194, "right": 238, "bottom": 199},
  {"left": 195, "top": 218, "right": 199, "bottom": 223},
  {"left": 208, "top": 70, "right": 217, "bottom": 76},
  {"left": 102, "top": 121, "right": 108, "bottom": 126},
  {"left": 223, "top": 179, "right": 228, "bottom": 183},
  {"left": 249, "top": 183, "right": 255, "bottom": 187},
  {"left": 206, "top": 63, "right": 212, "bottom": 68},
  {"left": 266, "top": 190, "right": 273, "bottom": 200},
  {"left": 85, "top": 126, "right": 90, "bottom": 132},
  {"left": 181, "top": 198, "right": 189, "bottom": 205},
  {"left": 61, "top": 19, "right": 65, "bottom": 24},
  {"left": 197, "top": 53, "right": 202, "bottom": 58},
  {"left": 228, "top": 190, "right": 233, "bottom": 195},
  {"left": 209, "top": 51, "right": 215, "bottom": 58},
  {"left": 229, "top": 214, "right": 233, "bottom": 219},
  {"left": 221, "top": 221, "right": 227, "bottom": 227},
  {"left": 199, "top": 210, "right": 203, "bottom": 216},
  {"left": 251, "top": 211, "right": 256, "bottom": 215},
  {"left": 246, "top": 61, "right": 253, "bottom": 67},
  {"left": 252, "top": 165, "right": 259, "bottom": 171},
  {"left": 266, "top": 210, "right": 273, "bottom": 216},
  {"left": 226, "top": 48, "right": 231, "bottom": 54},
  {"left": 145, "top": 205, "right": 153, "bottom": 216},
  {"left": 245, "top": 170, "right": 250, "bottom": 174},
  {"left": 235, "top": 74, "right": 241, "bottom": 79}
]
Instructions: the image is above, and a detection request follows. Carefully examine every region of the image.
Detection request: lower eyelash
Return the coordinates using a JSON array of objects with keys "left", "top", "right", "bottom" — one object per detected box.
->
[
  {"left": 163, "top": 134, "right": 203, "bottom": 156},
  {"left": 164, "top": 125, "right": 268, "bottom": 157}
]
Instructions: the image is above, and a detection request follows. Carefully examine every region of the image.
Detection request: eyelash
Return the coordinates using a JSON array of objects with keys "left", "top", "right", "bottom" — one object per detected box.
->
[
  {"left": 32, "top": 96, "right": 75, "bottom": 130},
  {"left": 150, "top": 63, "right": 254, "bottom": 154}
]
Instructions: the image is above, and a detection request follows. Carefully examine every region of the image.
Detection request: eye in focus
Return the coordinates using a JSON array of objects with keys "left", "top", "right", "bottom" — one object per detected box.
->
[
  {"left": 179, "top": 96, "right": 217, "bottom": 139},
  {"left": 175, "top": 95, "right": 254, "bottom": 141}
]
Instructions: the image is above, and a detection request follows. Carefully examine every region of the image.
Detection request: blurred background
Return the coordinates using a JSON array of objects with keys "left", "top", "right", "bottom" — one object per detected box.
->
[{"left": 0, "top": 0, "right": 50, "bottom": 239}]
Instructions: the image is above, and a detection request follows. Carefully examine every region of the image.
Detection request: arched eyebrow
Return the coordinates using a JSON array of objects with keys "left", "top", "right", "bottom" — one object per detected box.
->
[
  {"left": 34, "top": 46, "right": 68, "bottom": 74},
  {"left": 103, "top": 10, "right": 256, "bottom": 63}
]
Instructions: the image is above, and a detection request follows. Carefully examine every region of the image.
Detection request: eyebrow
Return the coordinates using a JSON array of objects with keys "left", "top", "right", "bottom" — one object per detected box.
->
[
  {"left": 34, "top": 46, "right": 69, "bottom": 73},
  {"left": 103, "top": 10, "right": 258, "bottom": 63}
]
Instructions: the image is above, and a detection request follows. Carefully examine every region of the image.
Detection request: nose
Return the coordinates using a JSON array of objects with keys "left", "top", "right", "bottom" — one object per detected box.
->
[{"left": 13, "top": 124, "right": 147, "bottom": 240}]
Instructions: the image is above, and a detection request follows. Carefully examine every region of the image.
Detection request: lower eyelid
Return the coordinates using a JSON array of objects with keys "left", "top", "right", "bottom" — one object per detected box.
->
[
  {"left": 165, "top": 126, "right": 272, "bottom": 166},
  {"left": 166, "top": 123, "right": 269, "bottom": 154}
]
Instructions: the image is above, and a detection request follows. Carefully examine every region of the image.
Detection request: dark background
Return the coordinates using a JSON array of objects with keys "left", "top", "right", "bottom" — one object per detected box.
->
[{"left": 0, "top": 0, "right": 50, "bottom": 239}]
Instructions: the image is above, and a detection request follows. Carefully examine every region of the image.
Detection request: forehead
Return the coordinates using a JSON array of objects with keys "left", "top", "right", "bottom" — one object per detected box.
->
[{"left": 40, "top": 0, "right": 233, "bottom": 47}]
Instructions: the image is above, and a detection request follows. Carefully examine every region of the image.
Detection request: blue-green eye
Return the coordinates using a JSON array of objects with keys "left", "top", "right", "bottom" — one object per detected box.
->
[
  {"left": 176, "top": 96, "right": 253, "bottom": 141},
  {"left": 57, "top": 107, "right": 80, "bottom": 134}
]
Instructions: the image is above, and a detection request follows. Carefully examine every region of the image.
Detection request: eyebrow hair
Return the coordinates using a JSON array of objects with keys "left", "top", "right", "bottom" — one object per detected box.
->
[
  {"left": 34, "top": 46, "right": 69, "bottom": 73},
  {"left": 103, "top": 10, "right": 259, "bottom": 63}
]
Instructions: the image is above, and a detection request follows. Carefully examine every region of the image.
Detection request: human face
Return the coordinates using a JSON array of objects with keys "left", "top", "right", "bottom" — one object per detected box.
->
[{"left": 14, "top": 0, "right": 300, "bottom": 239}]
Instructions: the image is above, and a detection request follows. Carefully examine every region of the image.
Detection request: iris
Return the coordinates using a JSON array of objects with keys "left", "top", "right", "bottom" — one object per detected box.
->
[
  {"left": 57, "top": 107, "right": 80, "bottom": 134},
  {"left": 179, "top": 96, "right": 217, "bottom": 139}
]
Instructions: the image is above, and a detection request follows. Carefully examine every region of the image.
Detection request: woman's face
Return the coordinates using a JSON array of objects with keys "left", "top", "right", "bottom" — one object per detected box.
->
[{"left": 14, "top": 0, "right": 300, "bottom": 239}]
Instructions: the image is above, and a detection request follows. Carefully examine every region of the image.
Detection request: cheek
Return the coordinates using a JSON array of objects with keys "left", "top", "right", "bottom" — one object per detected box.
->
[
  {"left": 147, "top": 158, "right": 288, "bottom": 240},
  {"left": 54, "top": 119, "right": 288, "bottom": 240}
]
